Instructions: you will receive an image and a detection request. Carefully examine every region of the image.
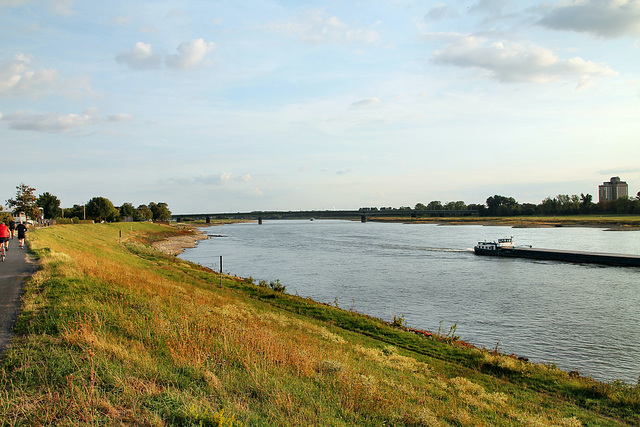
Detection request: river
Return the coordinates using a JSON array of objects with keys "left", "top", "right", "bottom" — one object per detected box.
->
[{"left": 179, "top": 220, "right": 640, "bottom": 384}]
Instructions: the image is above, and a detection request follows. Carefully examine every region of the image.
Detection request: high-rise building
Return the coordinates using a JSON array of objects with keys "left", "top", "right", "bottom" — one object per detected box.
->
[{"left": 598, "top": 177, "right": 628, "bottom": 203}]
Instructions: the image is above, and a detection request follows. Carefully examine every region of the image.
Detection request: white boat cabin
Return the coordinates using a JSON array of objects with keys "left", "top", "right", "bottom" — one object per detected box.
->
[
  {"left": 496, "top": 237, "right": 514, "bottom": 249},
  {"left": 475, "top": 236, "right": 514, "bottom": 251}
]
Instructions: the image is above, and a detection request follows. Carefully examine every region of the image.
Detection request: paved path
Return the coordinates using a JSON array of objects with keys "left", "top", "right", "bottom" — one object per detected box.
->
[{"left": 0, "top": 237, "right": 35, "bottom": 356}]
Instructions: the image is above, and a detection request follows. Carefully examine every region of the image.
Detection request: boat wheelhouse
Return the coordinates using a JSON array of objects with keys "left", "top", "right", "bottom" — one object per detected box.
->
[{"left": 474, "top": 236, "right": 514, "bottom": 253}]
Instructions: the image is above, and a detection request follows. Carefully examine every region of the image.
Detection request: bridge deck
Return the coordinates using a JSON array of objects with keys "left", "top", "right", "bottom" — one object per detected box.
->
[{"left": 172, "top": 209, "right": 478, "bottom": 221}]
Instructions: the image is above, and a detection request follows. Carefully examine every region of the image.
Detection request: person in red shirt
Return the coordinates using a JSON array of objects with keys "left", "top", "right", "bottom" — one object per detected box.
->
[{"left": 0, "top": 222, "right": 9, "bottom": 252}]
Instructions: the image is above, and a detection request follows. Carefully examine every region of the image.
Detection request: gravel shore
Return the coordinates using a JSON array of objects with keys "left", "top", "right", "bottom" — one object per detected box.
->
[{"left": 151, "top": 228, "right": 209, "bottom": 256}]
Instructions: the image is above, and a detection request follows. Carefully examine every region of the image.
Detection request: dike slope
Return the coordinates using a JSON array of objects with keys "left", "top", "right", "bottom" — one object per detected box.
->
[{"left": 1, "top": 222, "right": 637, "bottom": 426}]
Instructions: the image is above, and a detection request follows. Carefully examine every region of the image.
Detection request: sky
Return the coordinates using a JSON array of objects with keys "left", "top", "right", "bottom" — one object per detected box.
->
[{"left": 1, "top": 0, "right": 639, "bottom": 214}]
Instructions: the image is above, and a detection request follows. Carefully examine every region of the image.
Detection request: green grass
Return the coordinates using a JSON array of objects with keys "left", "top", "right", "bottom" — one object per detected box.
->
[{"left": 1, "top": 222, "right": 638, "bottom": 426}]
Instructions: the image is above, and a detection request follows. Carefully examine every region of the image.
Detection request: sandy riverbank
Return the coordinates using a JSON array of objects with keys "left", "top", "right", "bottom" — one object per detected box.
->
[{"left": 151, "top": 227, "right": 209, "bottom": 256}]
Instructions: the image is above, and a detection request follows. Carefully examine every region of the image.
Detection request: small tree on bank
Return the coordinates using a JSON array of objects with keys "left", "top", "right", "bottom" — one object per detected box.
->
[
  {"left": 7, "top": 183, "right": 41, "bottom": 220},
  {"left": 149, "top": 202, "right": 171, "bottom": 221},
  {"left": 37, "top": 192, "right": 62, "bottom": 219},
  {"left": 119, "top": 203, "right": 136, "bottom": 220},
  {"left": 135, "top": 205, "right": 153, "bottom": 221},
  {"left": 86, "top": 197, "right": 119, "bottom": 222}
]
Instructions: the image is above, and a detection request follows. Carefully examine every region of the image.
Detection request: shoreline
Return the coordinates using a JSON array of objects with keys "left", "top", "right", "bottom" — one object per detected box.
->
[
  {"left": 152, "top": 218, "right": 640, "bottom": 257},
  {"left": 151, "top": 226, "right": 209, "bottom": 256}
]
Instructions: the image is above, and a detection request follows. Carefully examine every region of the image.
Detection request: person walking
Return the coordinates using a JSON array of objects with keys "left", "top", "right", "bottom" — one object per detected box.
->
[
  {"left": 8, "top": 219, "right": 15, "bottom": 239},
  {"left": 16, "top": 222, "right": 27, "bottom": 249}
]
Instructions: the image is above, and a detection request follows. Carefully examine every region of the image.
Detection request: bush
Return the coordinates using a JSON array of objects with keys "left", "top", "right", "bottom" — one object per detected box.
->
[
  {"left": 269, "top": 279, "right": 286, "bottom": 293},
  {"left": 256, "top": 278, "right": 286, "bottom": 293}
]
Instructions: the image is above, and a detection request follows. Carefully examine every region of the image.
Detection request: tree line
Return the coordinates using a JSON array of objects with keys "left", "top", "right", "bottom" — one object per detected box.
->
[
  {"left": 2, "top": 183, "right": 171, "bottom": 223},
  {"left": 361, "top": 192, "right": 640, "bottom": 216}
]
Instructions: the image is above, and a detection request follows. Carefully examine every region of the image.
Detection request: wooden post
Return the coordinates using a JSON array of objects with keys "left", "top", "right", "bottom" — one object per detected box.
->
[{"left": 220, "top": 255, "right": 223, "bottom": 287}]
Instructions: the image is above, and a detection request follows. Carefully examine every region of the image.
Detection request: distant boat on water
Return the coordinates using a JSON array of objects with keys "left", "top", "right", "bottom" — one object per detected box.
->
[{"left": 474, "top": 236, "right": 640, "bottom": 267}]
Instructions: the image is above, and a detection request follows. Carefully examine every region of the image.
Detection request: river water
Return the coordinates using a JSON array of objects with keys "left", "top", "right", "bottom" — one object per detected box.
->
[{"left": 179, "top": 220, "right": 640, "bottom": 384}]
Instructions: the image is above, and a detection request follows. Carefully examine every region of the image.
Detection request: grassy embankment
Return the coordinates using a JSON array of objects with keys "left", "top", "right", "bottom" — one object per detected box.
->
[
  {"left": 368, "top": 215, "right": 640, "bottom": 229},
  {"left": 1, "top": 222, "right": 639, "bottom": 426}
]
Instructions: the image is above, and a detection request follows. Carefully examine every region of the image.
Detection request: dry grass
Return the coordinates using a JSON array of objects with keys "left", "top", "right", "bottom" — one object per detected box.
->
[{"left": 0, "top": 223, "right": 635, "bottom": 426}]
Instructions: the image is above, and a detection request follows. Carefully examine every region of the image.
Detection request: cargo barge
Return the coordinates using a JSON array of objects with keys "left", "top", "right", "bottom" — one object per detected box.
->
[{"left": 474, "top": 237, "right": 640, "bottom": 267}]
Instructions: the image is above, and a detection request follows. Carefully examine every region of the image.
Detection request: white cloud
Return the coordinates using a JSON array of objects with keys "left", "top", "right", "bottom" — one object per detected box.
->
[
  {"left": 170, "top": 172, "right": 252, "bottom": 187},
  {"left": 4, "top": 110, "right": 95, "bottom": 132},
  {"left": 268, "top": 9, "right": 379, "bottom": 44},
  {"left": 0, "top": 53, "right": 92, "bottom": 99},
  {"left": 107, "top": 113, "right": 133, "bottom": 122},
  {"left": 166, "top": 38, "right": 215, "bottom": 70},
  {"left": 538, "top": 0, "right": 640, "bottom": 38},
  {"left": 432, "top": 34, "right": 617, "bottom": 86},
  {"left": 349, "top": 97, "right": 381, "bottom": 109},
  {"left": 115, "top": 42, "right": 162, "bottom": 70},
  {"left": 116, "top": 39, "right": 215, "bottom": 71},
  {"left": 2, "top": 108, "right": 132, "bottom": 133},
  {"left": 336, "top": 167, "right": 355, "bottom": 175}
]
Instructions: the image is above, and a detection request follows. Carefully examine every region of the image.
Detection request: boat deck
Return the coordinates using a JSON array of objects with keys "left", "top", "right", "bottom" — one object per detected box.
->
[{"left": 476, "top": 246, "right": 640, "bottom": 267}]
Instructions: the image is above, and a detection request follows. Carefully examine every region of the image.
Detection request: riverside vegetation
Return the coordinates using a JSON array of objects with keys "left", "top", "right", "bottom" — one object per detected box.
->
[{"left": 1, "top": 223, "right": 639, "bottom": 426}]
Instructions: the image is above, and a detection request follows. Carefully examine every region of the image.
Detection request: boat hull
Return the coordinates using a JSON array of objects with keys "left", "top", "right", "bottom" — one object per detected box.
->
[{"left": 474, "top": 247, "right": 640, "bottom": 267}]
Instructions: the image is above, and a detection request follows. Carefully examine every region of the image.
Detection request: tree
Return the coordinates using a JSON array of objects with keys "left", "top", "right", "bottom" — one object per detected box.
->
[
  {"left": 444, "top": 201, "right": 466, "bottom": 211},
  {"left": 119, "top": 203, "right": 136, "bottom": 220},
  {"left": 7, "top": 183, "right": 41, "bottom": 220},
  {"left": 426, "top": 201, "right": 443, "bottom": 210},
  {"left": 486, "top": 195, "right": 519, "bottom": 216},
  {"left": 0, "top": 207, "right": 11, "bottom": 224},
  {"left": 467, "top": 203, "right": 486, "bottom": 215},
  {"left": 149, "top": 202, "right": 171, "bottom": 221},
  {"left": 521, "top": 203, "right": 537, "bottom": 215},
  {"left": 37, "top": 192, "right": 62, "bottom": 219},
  {"left": 615, "top": 196, "right": 633, "bottom": 214},
  {"left": 64, "top": 204, "right": 86, "bottom": 220},
  {"left": 135, "top": 205, "right": 153, "bottom": 221},
  {"left": 538, "top": 197, "right": 558, "bottom": 215},
  {"left": 580, "top": 193, "right": 593, "bottom": 214},
  {"left": 414, "top": 203, "right": 428, "bottom": 210},
  {"left": 86, "top": 197, "right": 119, "bottom": 222}
]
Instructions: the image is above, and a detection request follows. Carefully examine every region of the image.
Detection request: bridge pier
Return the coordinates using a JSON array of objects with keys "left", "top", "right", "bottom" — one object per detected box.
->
[{"left": 361, "top": 215, "right": 366, "bottom": 223}]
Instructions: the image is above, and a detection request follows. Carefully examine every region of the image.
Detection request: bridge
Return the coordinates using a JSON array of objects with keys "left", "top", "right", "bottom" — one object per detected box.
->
[{"left": 172, "top": 209, "right": 478, "bottom": 224}]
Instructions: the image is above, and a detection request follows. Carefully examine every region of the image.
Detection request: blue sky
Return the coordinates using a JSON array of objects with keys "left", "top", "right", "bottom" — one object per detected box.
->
[{"left": 1, "top": 0, "right": 639, "bottom": 213}]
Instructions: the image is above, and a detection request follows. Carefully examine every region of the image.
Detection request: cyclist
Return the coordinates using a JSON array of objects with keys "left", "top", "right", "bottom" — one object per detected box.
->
[{"left": 0, "top": 222, "right": 9, "bottom": 253}]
